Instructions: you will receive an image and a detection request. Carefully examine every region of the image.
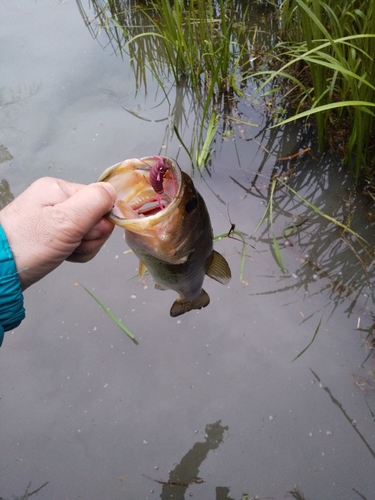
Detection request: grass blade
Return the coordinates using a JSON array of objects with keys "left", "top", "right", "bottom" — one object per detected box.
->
[
  {"left": 272, "top": 234, "right": 286, "bottom": 273},
  {"left": 292, "top": 316, "right": 322, "bottom": 362},
  {"left": 80, "top": 283, "right": 139, "bottom": 345},
  {"left": 214, "top": 228, "right": 248, "bottom": 282},
  {"left": 278, "top": 180, "right": 368, "bottom": 243}
]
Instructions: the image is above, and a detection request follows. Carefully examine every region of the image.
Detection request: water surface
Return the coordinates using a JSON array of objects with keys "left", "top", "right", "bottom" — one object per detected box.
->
[{"left": 1, "top": 2, "right": 374, "bottom": 499}]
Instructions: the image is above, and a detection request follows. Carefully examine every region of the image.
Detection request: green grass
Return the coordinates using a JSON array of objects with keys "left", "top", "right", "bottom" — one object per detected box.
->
[
  {"left": 215, "top": 227, "right": 248, "bottom": 283},
  {"left": 79, "top": 0, "right": 259, "bottom": 170},
  {"left": 80, "top": 284, "right": 139, "bottom": 345},
  {"left": 256, "top": 0, "right": 375, "bottom": 182},
  {"left": 252, "top": 172, "right": 367, "bottom": 276},
  {"left": 127, "top": 0, "right": 249, "bottom": 96},
  {"left": 78, "top": 1, "right": 375, "bottom": 179},
  {"left": 123, "top": 0, "right": 251, "bottom": 169}
]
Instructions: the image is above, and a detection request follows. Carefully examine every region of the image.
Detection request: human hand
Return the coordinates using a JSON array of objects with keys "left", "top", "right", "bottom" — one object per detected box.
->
[{"left": 0, "top": 177, "right": 116, "bottom": 290}]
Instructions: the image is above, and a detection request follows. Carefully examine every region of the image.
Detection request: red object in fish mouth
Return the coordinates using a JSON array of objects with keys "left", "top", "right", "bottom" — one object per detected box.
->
[{"left": 149, "top": 156, "right": 171, "bottom": 210}]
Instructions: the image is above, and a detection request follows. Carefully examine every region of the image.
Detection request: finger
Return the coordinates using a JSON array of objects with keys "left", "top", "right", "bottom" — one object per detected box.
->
[
  {"left": 66, "top": 231, "right": 112, "bottom": 263},
  {"left": 81, "top": 217, "right": 115, "bottom": 241},
  {"left": 66, "top": 248, "right": 101, "bottom": 264}
]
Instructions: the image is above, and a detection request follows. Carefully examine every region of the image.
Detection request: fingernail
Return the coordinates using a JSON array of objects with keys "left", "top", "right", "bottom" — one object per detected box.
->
[{"left": 100, "top": 182, "right": 117, "bottom": 201}]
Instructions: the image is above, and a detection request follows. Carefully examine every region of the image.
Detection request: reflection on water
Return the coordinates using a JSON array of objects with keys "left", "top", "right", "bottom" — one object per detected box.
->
[
  {"left": 230, "top": 134, "right": 375, "bottom": 322},
  {"left": 0, "top": 482, "right": 48, "bottom": 500},
  {"left": 158, "top": 420, "right": 228, "bottom": 499},
  {"left": 0, "top": 179, "right": 14, "bottom": 210},
  {"left": 310, "top": 369, "right": 375, "bottom": 462},
  {"left": 0, "top": 145, "right": 13, "bottom": 164}
]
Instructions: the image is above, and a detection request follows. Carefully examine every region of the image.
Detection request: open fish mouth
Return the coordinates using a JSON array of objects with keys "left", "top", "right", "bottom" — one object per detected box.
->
[{"left": 97, "top": 156, "right": 182, "bottom": 225}]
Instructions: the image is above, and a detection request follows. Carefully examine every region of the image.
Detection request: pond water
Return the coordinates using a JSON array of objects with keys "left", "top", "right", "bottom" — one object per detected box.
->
[{"left": 1, "top": 2, "right": 374, "bottom": 499}]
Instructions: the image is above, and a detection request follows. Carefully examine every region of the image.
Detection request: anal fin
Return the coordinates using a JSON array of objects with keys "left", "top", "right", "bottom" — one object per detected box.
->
[{"left": 155, "top": 282, "right": 168, "bottom": 291}]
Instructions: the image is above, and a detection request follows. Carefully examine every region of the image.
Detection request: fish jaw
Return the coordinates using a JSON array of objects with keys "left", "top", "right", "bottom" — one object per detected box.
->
[{"left": 97, "top": 157, "right": 181, "bottom": 224}]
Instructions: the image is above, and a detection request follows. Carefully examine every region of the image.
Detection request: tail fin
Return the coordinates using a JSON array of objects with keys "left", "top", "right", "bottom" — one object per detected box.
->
[{"left": 170, "top": 289, "right": 210, "bottom": 317}]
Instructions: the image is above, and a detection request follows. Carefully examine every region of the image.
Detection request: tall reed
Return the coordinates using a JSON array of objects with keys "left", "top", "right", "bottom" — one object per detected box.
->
[
  {"left": 127, "top": 0, "right": 250, "bottom": 98},
  {"left": 274, "top": 0, "right": 375, "bottom": 182}
]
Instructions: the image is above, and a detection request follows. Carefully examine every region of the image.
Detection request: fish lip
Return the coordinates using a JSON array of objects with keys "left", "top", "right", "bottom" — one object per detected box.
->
[{"left": 97, "top": 156, "right": 183, "bottom": 226}]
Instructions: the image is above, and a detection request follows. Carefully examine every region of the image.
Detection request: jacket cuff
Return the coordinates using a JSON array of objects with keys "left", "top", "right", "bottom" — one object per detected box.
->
[{"left": 0, "top": 225, "right": 25, "bottom": 346}]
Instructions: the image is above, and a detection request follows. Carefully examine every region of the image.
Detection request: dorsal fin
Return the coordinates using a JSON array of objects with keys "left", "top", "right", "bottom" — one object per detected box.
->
[{"left": 205, "top": 250, "right": 231, "bottom": 285}]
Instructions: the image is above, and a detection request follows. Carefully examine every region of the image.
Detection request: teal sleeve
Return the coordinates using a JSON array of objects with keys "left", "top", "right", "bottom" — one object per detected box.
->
[{"left": 0, "top": 225, "right": 25, "bottom": 346}]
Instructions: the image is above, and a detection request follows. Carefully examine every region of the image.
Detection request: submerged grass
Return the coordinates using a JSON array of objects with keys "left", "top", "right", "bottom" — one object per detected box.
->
[
  {"left": 253, "top": 170, "right": 368, "bottom": 278},
  {"left": 215, "top": 227, "right": 248, "bottom": 283},
  {"left": 253, "top": 178, "right": 286, "bottom": 273},
  {"left": 80, "top": 284, "right": 138, "bottom": 345},
  {"left": 292, "top": 315, "right": 322, "bottom": 362}
]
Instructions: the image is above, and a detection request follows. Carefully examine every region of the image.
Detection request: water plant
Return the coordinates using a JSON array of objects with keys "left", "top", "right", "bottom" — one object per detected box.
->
[
  {"left": 80, "top": 284, "right": 138, "bottom": 344},
  {"left": 130, "top": 0, "right": 249, "bottom": 95},
  {"left": 257, "top": 0, "right": 375, "bottom": 182},
  {"left": 78, "top": 0, "right": 265, "bottom": 169},
  {"left": 123, "top": 0, "right": 253, "bottom": 168}
]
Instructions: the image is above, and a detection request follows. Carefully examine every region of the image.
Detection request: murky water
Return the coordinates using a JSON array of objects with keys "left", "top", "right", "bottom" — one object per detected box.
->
[{"left": 1, "top": 2, "right": 374, "bottom": 499}]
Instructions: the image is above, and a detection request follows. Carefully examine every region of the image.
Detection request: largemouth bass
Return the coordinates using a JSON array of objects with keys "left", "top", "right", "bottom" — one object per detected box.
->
[{"left": 97, "top": 156, "right": 231, "bottom": 317}]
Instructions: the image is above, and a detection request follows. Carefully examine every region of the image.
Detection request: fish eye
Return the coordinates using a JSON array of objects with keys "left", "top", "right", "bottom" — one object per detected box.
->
[{"left": 185, "top": 196, "right": 198, "bottom": 213}]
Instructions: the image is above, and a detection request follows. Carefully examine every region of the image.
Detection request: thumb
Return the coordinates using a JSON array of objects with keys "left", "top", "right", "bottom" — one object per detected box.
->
[{"left": 56, "top": 182, "right": 117, "bottom": 235}]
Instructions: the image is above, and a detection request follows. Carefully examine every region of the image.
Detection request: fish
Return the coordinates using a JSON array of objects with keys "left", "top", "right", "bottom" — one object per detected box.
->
[{"left": 97, "top": 156, "right": 231, "bottom": 317}]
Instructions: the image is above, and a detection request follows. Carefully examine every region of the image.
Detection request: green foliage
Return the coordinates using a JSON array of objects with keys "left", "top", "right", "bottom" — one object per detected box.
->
[
  {"left": 126, "top": 0, "right": 249, "bottom": 96},
  {"left": 273, "top": 0, "right": 375, "bottom": 182},
  {"left": 123, "top": 0, "right": 251, "bottom": 169},
  {"left": 80, "top": 0, "right": 259, "bottom": 170}
]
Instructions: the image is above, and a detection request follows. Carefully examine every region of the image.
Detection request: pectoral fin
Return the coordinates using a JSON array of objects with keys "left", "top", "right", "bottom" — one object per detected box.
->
[
  {"left": 205, "top": 250, "right": 231, "bottom": 285},
  {"left": 170, "top": 289, "right": 210, "bottom": 317}
]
